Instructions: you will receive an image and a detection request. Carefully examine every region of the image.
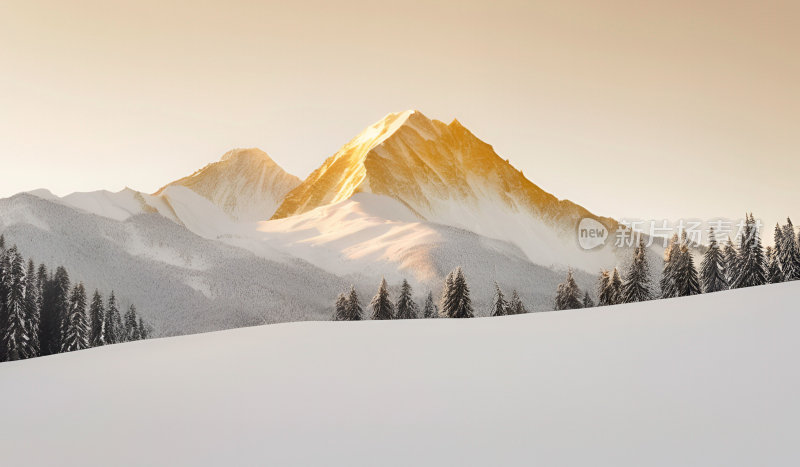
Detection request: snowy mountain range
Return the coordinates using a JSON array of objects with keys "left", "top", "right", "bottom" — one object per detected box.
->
[{"left": 0, "top": 110, "right": 629, "bottom": 336}]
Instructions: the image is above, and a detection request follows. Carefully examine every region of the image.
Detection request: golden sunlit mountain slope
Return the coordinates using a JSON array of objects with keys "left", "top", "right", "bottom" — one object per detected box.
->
[
  {"left": 157, "top": 148, "right": 301, "bottom": 222},
  {"left": 272, "top": 110, "right": 617, "bottom": 267}
]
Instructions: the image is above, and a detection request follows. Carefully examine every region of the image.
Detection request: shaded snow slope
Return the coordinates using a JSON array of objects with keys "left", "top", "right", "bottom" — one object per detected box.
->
[
  {"left": 10, "top": 190, "right": 596, "bottom": 329},
  {"left": 253, "top": 193, "right": 589, "bottom": 310},
  {"left": 0, "top": 194, "right": 347, "bottom": 335},
  {"left": 2, "top": 282, "right": 799, "bottom": 466}
]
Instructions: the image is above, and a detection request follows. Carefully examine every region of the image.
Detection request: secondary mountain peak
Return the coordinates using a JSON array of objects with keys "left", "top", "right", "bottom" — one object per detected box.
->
[
  {"left": 219, "top": 147, "right": 277, "bottom": 164},
  {"left": 157, "top": 148, "right": 301, "bottom": 222}
]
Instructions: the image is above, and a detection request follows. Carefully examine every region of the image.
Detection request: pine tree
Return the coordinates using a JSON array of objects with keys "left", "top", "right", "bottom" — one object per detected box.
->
[
  {"left": 660, "top": 234, "right": 680, "bottom": 298},
  {"left": 489, "top": 282, "right": 508, "bottom": 317},
  {"left": 732, "top": 214, "right": 766, "bottom": 289},
  {"left": 673, "top": 234, "right": 701, "bottom": 297},
  {"left": 124, "top": 304, "right": 139, "bottom": 341},
  {"left": 138, "top": 317, "right": 149, "bottom": 339},
  {"left": 61, "top": 283, "right": 88, "bottom": 353},
  {"left": 444, "top": 268, "right": 474, "bottom": 318},
  {"left": 333, "top": 292, "right": 348, "bottom": 321},
  {"left": 24, "top": 259, "right": 40, "bottom": 357},
  {"left": 370, "top": 278, "right": 394, "bottom": 320},
  {"left": 422, "top": 291, "right": 437, "bottom": 318},
  {"left": 104, "top": 291, "right": 120, "bottom": 344},
  {"left": 4, "top": 249, "right": 31, "bottom": 361},
  {"left": 38, "top": 266, "right": 68, "bottom": 355},
  {"left": 345, "top": 286, "right": 363, "bottom": 321},
  {"left": 508, "top": 290, "right": 527, "bottom": 314},
  {"left": 722, "top": 239, "right": 739, "bottom": 287},
  {"left": 89, "top": 290, "right": 106, "bottom": 346},
  {"left": 395, "top": 279, "right": 418, "bottom": 319},
  {"left": 439, "top": 270, "right": 455, "bottom": 317},
  {"left": 700, "top": 228, "right": 728, "bottom": 293},
  {"left": 555, "top": 269, "right": 583, "bottom": 310},
  {"left": 779, "top": 218, "right": 800, "bottom": 281},
  {"left": 773, "top": 224, "right": 786, "bottom": 280},
  {"left": 621, "top": 239, "right": 653, "bottom": 303},
  {"left": 0, "top": 246, "right": 10, "bottom": 361},
  {"left": 597, "top": 270, "right": 613, "bottom": 306},
  {"left": 51, "top": 266, "right": 71, "bottom": 353},
  {"left": 609, "top": 268, "right": 623, "bottom": 304},
  {"left": 582, "top": 291, "right": 594, "bottom": 308},
  {"left": 766, "top": 246, "right": 783, "bottom": 284}
]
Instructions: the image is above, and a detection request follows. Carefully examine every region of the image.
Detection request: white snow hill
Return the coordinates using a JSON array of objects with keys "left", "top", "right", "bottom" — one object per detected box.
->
[{"left": 1, "top": 281, "right": 798, "bottom": 466}]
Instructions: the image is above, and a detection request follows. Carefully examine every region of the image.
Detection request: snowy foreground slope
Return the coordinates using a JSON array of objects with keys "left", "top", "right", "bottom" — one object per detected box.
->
[{"left": 2, "top": 282, "right": 799, "bottom": 467}]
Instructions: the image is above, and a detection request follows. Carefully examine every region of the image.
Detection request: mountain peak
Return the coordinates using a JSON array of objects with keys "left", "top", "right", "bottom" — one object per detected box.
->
[
  {"left": 157, "top": 148, "right": 301, "bottom": 222},
  {"left": 271, "top": 110, "right": 526, "bottom": 221},
  {"left": 219, "top": 147, "right": 276, "bottom": 165},
  {"left": 271, "top": 111, "right": 616, "bottom": 267}
]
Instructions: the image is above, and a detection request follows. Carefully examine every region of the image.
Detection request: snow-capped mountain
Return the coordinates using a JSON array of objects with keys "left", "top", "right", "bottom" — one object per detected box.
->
[
  {"left": 273, "top": 110, "right": 618, "bottom": 268},
  {"left": 1, "top": 109, "right": 635, "bottom": 336},
  {"left": 157, "top": 148, "right": 301, "bottom": 222}
]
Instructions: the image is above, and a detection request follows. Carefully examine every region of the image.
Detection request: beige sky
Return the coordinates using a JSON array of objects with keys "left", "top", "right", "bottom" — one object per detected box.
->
[{"left": 1, "top": 0, "right": 798, "bottom": 228}]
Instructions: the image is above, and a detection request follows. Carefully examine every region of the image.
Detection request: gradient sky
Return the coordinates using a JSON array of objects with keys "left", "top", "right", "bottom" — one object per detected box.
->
[{"left": 1, "top": 0, "right": 798, "bottom": 229}]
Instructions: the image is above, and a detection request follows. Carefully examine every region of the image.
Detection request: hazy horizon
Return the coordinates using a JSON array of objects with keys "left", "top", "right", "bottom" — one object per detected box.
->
[{"left": 1, "top": 0, "right": 798, "bottom": 228}]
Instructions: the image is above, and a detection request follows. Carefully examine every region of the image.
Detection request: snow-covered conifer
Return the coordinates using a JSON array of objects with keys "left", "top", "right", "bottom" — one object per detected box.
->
[
  {"left": 440, "top": 270, "right": 455, "bottom": 317},
  {"left": 509, "top": 290, "right": 527, "bottom": 314},
  {"left": 104, "top": 291, "right": 120, "bottom": 344},
  {"left": 582, "top": 291, "right": 594, "bottom": 308},
  {"left": 489, "top": 282, "right": 508, "bottom": 317},
  {"left": 61, "top": 283, "right": 88, "bottom": 353},
  {"left": 0, "top": 247, "right": 10, "bottom": 361},
  {"left": 732, "top": 214, "right": 766, "bottom": 289},
  {"left": 52, "top": 266, "right": 71, "bottom": 352},
  {"left": 4, "top": 249, "right": 31, "bottom": 360},
  {"left": 609, "top": 268, "right": 623, "bottom": 304},
  {"left": 370, "top": 278, "right": 394, "bottom": 320},
  {"left": 597, "top": 270, "right": 613, "bottom": 306},
  {"left": 395, "top": 279, "right": 418, "bottom": 319},
  {"left": 779, "top": 218, "right": 800, "bottom": 280},
  {"left": 674, "top": 234, "right": 701, "bottom": 297},
  {"left": 621, "top": 238, "right": 653, "bottom": 303},
  {"left": 722, "top": 239, "right": 739, "bottom": 287},
  {"left": 555, "top": 268, "right": 583, "bottom": 310},
  {"left": 24, "top": 259, "right": 40, "bottom": 357},
  {"left": 138, "top": 318, "right": 149, "bottom": 339},
  {"left": 345, "top": 286, "right": 363, "bottom": 321},
  {"left": 446, "top": 268, "right": 474, "bottom": 318},
  {"left": 124, "top": 304, "right": 139, "bottom": 341},
  {"left": 422, "top": 292, "right": 437, "bottom": 318},
  {"left": 660, "top": 234, "right": 680, "bottom": 299},
  {"left": 89, "top": 290, "right": 106, "bottom": 346},
  {"left": 333, "top": 293, "right": 348, "bottom": 321},
  {"left": 766, "top": 246, "right": 783, "bottom": 284},
  {"left": 700, "top": 228, "right": 728, "bottom": 293}
]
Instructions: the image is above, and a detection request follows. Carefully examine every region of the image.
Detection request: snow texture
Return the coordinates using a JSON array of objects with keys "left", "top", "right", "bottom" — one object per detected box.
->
[{"left": 1, "top": 282, "right": 798, "bottom": 466}]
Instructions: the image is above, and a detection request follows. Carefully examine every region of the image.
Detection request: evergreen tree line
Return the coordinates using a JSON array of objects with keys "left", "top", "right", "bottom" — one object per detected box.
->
[
  {"left": 0, "top": 234, "right": 153, "bottom": 362},
  {"left": 554, "top": 214, "right": 800, "bottom": 310},
  {"left": 333, "top": 267, "right": 533, "bottom": 321}
]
